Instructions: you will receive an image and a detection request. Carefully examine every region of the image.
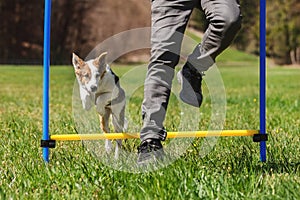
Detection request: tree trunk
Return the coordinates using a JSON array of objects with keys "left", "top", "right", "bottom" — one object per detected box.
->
[{"left": 297, "top": 47, "right": 300, "bottom": 64}]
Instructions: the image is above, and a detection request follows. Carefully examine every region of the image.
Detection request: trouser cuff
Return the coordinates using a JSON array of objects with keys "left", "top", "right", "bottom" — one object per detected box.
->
[{"left": 140, "top": 122, "right": 167, "bottom": 141}]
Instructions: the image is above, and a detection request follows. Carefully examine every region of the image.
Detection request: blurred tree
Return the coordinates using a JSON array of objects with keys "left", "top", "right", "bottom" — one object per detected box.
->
[
  {"left": 190, "top": 7, "right": 208, "bottom": 31},
  {"left": 0, "top": 0, "right": 150, "bottom": 64},
  {"left": 233, "top": 0, "right": 260, "bottom": 54},
  {"left": 0, "top": 0, "right": 43, "bottom": 64},
  {"left": 288, "top": 0, "right": 300, "bottom": 64},
  {"left": 267, "top": 0, "right": 300, "bottom": 65},
  {"left": 0, "top": 0, "right": 299, "bottom": 65},
  {"left": 50, "top": 0, "right": 94, "bottom": 64}
]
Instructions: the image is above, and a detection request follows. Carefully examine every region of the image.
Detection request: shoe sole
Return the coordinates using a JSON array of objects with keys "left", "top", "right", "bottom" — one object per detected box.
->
[{"left": 137, "top": 150, "right": 165, "bottom": 165}]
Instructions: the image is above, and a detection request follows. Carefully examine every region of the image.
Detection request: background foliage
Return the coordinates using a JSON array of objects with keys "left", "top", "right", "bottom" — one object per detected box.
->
[{"left": 0, "top": 0, "right": 299, "bottom": 65}]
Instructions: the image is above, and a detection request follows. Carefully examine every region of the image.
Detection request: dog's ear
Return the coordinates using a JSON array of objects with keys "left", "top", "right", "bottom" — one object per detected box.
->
[
  {"left": 93, "top": 52, "right": 107, "bottom": 68},
  {"left": 72, "top": 53, "right": 84, "bottom": 69}
]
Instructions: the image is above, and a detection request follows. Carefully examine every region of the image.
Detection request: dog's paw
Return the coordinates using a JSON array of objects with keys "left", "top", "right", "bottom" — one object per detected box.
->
[
  {"left": 123, "top": 118, "right": 128, "bottom": 132},
  {"left": 114, "top": 139, "right": 122, "bottom": 160},
  {"left": 105, "top": 139, "right": 113, "bottom": 153}
]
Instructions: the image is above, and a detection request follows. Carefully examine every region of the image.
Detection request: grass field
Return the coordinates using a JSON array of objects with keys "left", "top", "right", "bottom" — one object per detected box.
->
[{"left": 0, "top": 51, "right": 300, "bottom": 199}]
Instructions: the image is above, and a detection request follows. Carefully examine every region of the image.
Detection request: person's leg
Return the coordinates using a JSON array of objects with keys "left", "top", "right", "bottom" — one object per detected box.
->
[
  {"left": 188, "top": 0, "right": 242, "bottom": 71},
  {"left": 179, "top": 0, "right": 242, "bottom": 107},
  {"left": 140, "top": 0, "right": 196, "bottom": 142}
]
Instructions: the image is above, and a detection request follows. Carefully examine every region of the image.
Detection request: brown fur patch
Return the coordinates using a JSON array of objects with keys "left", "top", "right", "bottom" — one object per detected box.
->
[
  {"left": 93, "top": 59, "right": 99, "bottom": 67},
  {"left": 93, "top": 58, "right": 106, "bottom": 80},
  {"left": 75, "top": 62, "right": 91, "bottom": 84},
  {"left": 100, "top": 117, "right": 109, "bottom": 133},
  {"left": 99, "top": 111, "right": 111, "bottom": 133}
]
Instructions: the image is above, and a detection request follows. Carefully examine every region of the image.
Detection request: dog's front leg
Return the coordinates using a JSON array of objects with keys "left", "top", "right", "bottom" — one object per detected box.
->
[
  {"left": 79, "top": 86, "right": 93, "bottom": 110},
  {"left": 99, "top": 109, "right": 113, "bottom": 154}
]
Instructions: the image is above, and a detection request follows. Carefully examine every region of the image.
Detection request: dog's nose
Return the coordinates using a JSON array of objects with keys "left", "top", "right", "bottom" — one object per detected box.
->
[{"left": 90, "top": 85, "right": 97, "bottom": 92}]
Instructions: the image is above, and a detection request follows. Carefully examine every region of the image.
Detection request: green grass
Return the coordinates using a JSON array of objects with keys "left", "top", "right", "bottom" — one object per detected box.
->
[{"left": 0, "top": 59, "right": 299, "bottom": 199}]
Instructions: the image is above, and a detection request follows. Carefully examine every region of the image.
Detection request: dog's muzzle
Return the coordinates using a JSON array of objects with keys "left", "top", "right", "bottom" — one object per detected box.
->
[{"left": 90, "top": 85, "right": 97, "bottom": 92}]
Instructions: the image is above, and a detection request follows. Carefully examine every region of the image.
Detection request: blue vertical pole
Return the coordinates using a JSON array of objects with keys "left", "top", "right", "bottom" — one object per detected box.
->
[
  {"left": 259, "top": 0, "right": 267, "bottom": 162},
  {"left": 42, "top": 0, "right": 51, "bottom": 162}
]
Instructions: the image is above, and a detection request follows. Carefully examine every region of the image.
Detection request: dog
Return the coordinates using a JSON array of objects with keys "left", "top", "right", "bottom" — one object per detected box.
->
[{"left": 72, "top": 52, "right": 126, "bottom": 159}]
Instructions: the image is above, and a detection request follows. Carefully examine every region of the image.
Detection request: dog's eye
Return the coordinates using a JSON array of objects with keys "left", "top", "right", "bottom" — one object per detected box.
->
[{"left": 83, "top": 73, "right": 89, "bottom": 78}]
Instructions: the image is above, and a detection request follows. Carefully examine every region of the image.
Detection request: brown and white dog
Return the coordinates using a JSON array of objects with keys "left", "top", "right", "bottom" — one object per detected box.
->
[{"left": 72, "top": 52, "right": 126, "bottom": 159}]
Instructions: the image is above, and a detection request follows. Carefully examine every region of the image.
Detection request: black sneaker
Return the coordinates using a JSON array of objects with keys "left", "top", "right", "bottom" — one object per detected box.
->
[
  {"left": 137, "top": 139, "right": 165, "bottom": 165},
  {"left": 177, "top": 62, "right": 203, "bottom": 107}
]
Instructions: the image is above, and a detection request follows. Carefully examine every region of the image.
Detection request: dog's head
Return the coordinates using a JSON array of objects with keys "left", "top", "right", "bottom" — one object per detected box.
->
[{"left": 72, "top": 52, "right": 107, "bottom": 93}]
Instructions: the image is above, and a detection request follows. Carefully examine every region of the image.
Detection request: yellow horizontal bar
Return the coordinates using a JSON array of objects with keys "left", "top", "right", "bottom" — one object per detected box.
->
[{"left": 50, "top": 130, "right": 259, "bottom": 141}]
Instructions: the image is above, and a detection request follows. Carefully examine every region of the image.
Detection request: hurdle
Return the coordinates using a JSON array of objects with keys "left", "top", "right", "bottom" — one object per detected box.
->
[{"left": 40, "top": 0, "right": 268, "bottom": 162}]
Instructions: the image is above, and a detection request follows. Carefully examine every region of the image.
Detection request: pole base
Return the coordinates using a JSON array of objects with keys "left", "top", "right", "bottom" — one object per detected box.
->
[
  {"left": 253, "top": 133, "right": 268, "bottom": 142},
  {"left": 41, "top": 139, "right": 56, "bottom": 148}
]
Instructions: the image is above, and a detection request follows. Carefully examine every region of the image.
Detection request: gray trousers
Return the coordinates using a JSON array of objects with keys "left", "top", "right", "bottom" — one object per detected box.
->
[{"left": 140, "top": 0, "right": 242, "bottom": 141}]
